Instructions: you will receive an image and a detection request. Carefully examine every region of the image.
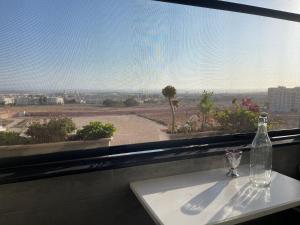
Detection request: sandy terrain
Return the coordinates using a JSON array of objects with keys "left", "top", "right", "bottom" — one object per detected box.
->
[
  {"left": 0, "top": 103, "right": 198, "bottom": 124},
  {"left": 0, "top": 103, "right": 200, "bottom": 128}
]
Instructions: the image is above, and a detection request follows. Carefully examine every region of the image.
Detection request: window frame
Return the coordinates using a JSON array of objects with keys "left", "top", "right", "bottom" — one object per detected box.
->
[
  {"left": 0, "top": 0, "right": 300, "bottom": 184},
  {"left": 0, "top": 128, "right": 300, "bottom": 184}
]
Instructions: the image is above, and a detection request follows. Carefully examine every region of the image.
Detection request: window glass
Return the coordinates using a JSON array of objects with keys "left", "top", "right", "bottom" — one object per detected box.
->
[{"left": 0, "top": 0, "right": 299, "bottom": 157}]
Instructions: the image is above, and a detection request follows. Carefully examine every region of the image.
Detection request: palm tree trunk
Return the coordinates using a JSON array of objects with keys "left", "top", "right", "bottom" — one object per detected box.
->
[
  {"left": 202, "top": 113, "right": 205, "bottom": 131},
  {"left": 168, "top": 98, "right": 175, "bottom": 133}
]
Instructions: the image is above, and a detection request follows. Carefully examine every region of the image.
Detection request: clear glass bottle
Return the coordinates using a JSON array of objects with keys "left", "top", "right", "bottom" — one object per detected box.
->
[{"left": 250, "top": 113, "right": 272, "bottom": 187}]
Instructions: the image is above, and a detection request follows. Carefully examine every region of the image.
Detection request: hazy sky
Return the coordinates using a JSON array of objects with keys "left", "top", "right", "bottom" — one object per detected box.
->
[{"left": 0, "top": 0, "right": 300, "bottom": 92}]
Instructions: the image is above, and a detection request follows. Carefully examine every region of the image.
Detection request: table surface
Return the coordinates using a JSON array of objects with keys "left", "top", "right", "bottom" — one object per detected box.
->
[{"left": 130, "top": 166, "right": 300, "bottom": 225}]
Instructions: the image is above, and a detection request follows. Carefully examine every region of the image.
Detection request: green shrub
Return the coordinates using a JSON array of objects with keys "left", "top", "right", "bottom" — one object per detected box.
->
[
  {"left": 102, "top": 99, "right": 123, "bottom": 107},
  {"left": 0, "top": 131, "right": 29, "bottom": 146},
  {"left": 26, "top": 117, "right": 76, "bottom": 143},
  {"left": 76, "top": 121, "right": 116, "bottom": 140},
  {"left": 214, "top": 98, "right": 262, "bottom": 133},
  {"left": 123, "top": 98, "right": 139, "bottom": 107},
  {"left": 215, "top": 107, "right": 258, "bottom": 133}
]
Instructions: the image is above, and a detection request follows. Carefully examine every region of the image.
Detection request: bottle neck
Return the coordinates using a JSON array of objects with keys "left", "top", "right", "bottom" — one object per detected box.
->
[{"left": 257, "top": 122, "right": 267, "bottom": 134}]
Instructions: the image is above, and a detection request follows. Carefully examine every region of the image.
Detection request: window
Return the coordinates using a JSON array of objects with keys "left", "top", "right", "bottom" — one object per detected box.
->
[{"left": 0, "top": 0, "right": 300, "bottom": 159}]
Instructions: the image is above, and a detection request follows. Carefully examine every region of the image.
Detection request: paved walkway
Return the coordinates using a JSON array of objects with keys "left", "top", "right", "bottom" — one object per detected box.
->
[{"left": 72, "top": 115, "right": 169, "bottom": 146}]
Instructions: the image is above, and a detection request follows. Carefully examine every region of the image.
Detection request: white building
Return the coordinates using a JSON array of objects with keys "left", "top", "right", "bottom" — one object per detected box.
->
[
  {"left": 0, "top": 126, "right": 6, "bottom": 132},
  {"left": 47, "top": 97, "right": 64, "bottom": 105},
  {"left": 268, "top": 86, "right": 300, "bottom": 112},
  {"left": 0, "top": 96, "right": 15, "bottom": 105}
]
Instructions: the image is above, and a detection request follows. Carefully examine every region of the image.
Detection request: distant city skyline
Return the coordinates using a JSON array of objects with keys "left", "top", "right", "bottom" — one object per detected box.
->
[
  {"left": 0, "top": 0, "right": 300, "bottom": 92},
  {"left": 0, "top": 86, "right": 290, "bottom": 95}
]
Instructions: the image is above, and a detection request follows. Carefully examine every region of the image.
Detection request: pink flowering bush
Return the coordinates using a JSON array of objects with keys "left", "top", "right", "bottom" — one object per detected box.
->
[
  {"left": 241, "top": 98, "right": 259, "bottom": 112},
  {"left": 215, "top": 98, "right": 260, "bottom": 133}
]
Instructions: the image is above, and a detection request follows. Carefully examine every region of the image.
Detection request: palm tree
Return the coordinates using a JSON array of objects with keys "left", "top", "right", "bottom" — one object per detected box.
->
[
  {"left": 199, "top": 91, "right": 214, "bottom": 130},
  {"left": 162, "top": 85, "right": 177, "bottom": 133}
]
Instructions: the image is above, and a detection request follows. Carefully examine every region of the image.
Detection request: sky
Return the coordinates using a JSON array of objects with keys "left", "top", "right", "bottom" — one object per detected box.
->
[{"left": 0, "top": 0, "right": 300, "bottom": 92}]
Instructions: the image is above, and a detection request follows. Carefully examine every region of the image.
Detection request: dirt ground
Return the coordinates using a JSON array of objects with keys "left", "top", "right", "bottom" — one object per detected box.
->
[{"left": 0, "top": 103, "right": 199, "bottom": 126}]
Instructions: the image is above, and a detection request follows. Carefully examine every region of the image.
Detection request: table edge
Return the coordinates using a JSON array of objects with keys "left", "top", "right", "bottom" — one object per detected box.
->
[{"left": 129, "top": 169, "right": 300, "bottom": 225}]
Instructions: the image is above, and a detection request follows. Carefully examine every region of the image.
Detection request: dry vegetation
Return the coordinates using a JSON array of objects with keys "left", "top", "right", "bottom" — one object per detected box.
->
[{"left": 0, "top": 101, "right": 297, "bottom": 134}]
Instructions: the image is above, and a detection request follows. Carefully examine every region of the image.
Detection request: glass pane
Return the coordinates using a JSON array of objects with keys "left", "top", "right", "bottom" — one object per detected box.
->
[{"left": 0, "top": 0, "right": 299, "bottom": 157}]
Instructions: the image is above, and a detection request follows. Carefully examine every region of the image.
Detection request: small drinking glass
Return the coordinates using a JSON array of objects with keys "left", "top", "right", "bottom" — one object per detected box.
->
[{"left": 225, "top": 150, "right": 242, "bottom": 178}]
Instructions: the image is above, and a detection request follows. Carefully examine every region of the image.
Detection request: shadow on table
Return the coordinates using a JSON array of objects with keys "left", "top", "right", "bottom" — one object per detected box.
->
[
  {"left": 181, "top": 180, "right": 230, "bottom": 215},
  {"left": 208, "top": 182, "right": 271, "bottom": 223},
  {"left": 136, "top": 168, "right": 232, "bottom": 195}
]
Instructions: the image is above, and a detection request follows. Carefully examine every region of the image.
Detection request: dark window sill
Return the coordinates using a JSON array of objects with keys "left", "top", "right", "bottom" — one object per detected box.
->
[{"left": 0, "top": 129, "right": 300, "bottom": 185}]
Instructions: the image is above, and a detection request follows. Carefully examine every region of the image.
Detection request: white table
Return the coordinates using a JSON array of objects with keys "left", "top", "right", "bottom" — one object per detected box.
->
[{"left": 130, "top": 166, "right": 300, "bottom": 225}]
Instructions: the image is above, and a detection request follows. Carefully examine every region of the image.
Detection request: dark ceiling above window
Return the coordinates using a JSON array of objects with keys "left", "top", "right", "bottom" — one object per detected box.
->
[
  {"left": 153, "top": 0, "right": 300, "bottom": 22},
  {"left": 223, "top": 0, "right": 300, "bottom": 14}
]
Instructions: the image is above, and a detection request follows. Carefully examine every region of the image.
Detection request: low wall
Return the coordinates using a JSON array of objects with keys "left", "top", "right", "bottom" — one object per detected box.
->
[
  {"left": 0, "top": 138, "right": 111, "bottom": 158},
  {"left": 0, "top": 145, "right": 298, "bottom": 225}
]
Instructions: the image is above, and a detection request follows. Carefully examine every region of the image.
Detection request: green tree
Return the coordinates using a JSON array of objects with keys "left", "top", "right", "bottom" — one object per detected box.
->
[
  {"left": 124, "top": 98, "right": 139, "bottom": 107},
  {"left": 162, "top": 85, "right": 177, "bottom": 133},
  {"left": 0, "top": 131, "right": 29, "bottom": 146},
  {"left": 199, "top": 91, "right": 214, "bottom": 130},
  {"left": 39, "top": 96, "right": 47, "bottom": 105},
  {"left": 26, "top": 117, "right": 76, "bottom": 143}
]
